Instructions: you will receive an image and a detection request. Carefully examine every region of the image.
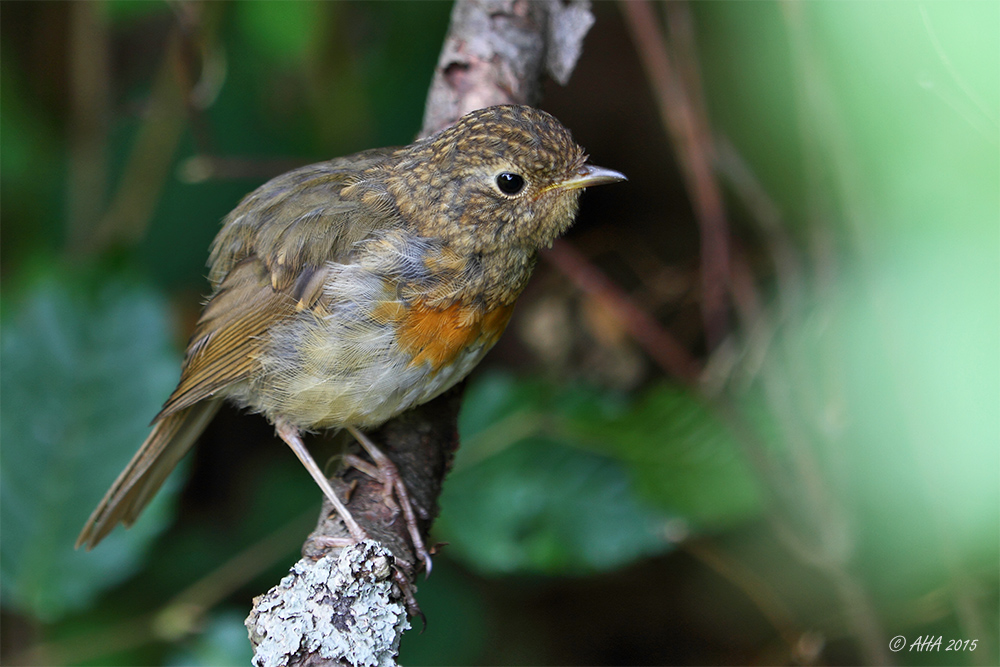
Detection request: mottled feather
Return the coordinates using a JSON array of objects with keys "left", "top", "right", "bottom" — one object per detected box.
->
[{"left": 77, "top": 105, "right": 625, "bottom": 551}]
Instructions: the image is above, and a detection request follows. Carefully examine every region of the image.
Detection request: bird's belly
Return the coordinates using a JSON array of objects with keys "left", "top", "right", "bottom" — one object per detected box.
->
[
  {"left": 244, "top": 269, "right": 515, "bottom": 429},
  {"left": 260, "top": 330, "right": 494, "bottom": 429}
]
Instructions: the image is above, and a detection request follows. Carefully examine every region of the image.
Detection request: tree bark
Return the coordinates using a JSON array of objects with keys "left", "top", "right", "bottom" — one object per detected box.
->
[{"left": 246, "top": 2, "right": 595, "bottom": 665}]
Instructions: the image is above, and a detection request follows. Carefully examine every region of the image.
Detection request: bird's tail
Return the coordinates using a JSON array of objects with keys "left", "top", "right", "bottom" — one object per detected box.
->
[{"left": 76, "top": 399, "right": 222, "bottom": 550}]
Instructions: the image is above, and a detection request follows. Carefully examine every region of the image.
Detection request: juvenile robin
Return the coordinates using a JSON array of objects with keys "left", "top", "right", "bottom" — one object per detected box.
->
[{"left": 76, "top": 105, "right": 625, "bottom": 569}]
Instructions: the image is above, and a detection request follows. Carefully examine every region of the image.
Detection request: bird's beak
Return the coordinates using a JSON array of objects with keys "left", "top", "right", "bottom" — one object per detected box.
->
[{"left": 552, "top": 164, "right": 627, "bottom": 192}]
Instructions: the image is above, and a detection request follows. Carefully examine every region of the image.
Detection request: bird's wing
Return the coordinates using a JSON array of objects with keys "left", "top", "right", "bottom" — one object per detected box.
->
[
  {"left": 76, "top": 399, "right": 222, "bottom": 549},
  {"left": 207, "top": 148, "right": 400, "bottom": 287},
  {"left": 79, "top": 151, "right": 407, "bottom": 549},
  {"left": 155, "top": 149, "right": 402, "bottom": 420}
]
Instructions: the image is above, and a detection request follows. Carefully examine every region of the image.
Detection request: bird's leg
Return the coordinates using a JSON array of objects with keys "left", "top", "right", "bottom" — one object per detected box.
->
[
  {"left": 345, "top": 425, "right": 431, "bottom": 574},
  {"left": 276, "top": 420, "right": 368, "bottom": 543},
  {"left": 343, "top": 453, "right": 399, "bottom": 511}
]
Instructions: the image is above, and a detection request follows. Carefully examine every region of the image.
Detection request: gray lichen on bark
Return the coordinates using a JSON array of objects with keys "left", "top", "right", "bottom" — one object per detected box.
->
[{"left": 246, "top": 542, "right": 409, "bottom": 667}]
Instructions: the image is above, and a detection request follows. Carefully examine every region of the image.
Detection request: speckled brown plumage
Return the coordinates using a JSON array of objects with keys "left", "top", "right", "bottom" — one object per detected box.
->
[{"left": 76, "top": 105, "right": 625, "bottom": 565}]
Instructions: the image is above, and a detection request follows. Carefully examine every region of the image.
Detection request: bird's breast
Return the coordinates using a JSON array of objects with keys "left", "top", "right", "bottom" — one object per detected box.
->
[
  {"left": 243, "top": 236, "right": 525, "bottom": 430},
  {"left": 385, "top": 297, "right": 515, "bottom": 373}
]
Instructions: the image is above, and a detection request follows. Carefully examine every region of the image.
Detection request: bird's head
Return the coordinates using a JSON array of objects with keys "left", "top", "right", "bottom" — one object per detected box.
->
[{"left": 388, "top": 105, "right": 625, "bottom": 254}]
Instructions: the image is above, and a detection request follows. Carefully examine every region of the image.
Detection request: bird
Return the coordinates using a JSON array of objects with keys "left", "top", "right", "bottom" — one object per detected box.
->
[{"left": 76, "top": 104, "right": 626, "bottom": 569}]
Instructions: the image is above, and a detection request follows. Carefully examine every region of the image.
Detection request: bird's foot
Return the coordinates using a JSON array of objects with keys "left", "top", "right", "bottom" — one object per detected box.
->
[
  {"left": 346, "top": 426, "right": 432, "bottom": 577},
  {"left": 343, "top": 453, "right": 399, "bottom": 513}
]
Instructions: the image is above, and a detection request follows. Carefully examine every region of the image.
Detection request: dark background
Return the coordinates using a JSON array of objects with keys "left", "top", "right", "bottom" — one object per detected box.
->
[{"left": 1, "top": 2, "right": 997, "bottom": 665}]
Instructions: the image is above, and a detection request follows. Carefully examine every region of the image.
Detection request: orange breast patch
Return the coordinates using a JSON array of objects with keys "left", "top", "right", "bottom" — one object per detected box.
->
[{"left": 394, "top": 299, "right": 515, "bottom": 372}]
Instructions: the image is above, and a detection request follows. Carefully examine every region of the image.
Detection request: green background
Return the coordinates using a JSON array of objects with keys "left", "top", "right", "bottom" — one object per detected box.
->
[{"left": 1, "top": 2, "right": 997, "bottom": 665}]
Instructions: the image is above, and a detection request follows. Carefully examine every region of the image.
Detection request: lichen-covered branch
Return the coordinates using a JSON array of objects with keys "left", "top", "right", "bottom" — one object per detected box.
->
[
  {"left": 247, "top": 543, "right": 407, "bottom": 667},
  {"left": 246, "top": 2, "right": 597, "bottom": 665}
]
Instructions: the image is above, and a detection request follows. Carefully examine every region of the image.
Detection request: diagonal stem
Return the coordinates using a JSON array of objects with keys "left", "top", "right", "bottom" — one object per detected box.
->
[{"left": 619, "top": 0, "right": 733, "bottom": 350}]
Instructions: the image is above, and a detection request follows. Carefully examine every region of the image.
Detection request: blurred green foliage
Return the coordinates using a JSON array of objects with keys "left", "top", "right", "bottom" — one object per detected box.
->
[
  {"left": 441, "top": 374, "right": 680, "bottom": 575},
  {"left": 163, "top": 610, "right": 254, "bottom": 666},
  {"left": 1, "top": 271, "right": 182, "bottom": 621},
  {"left": 0, "top": 0, "right": 997, "bottom": 665},
  {"left": 437, "top": 373, "right": 760, "bottom": 577},
  {"left": 696, "top": 0, "right": 999, "bottom": 659}
]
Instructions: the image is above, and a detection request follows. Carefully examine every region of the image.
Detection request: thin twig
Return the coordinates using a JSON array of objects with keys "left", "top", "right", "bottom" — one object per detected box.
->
[
  {"left": 714, "top": 136, "right": 806, "bottom": 320},
  {"left": 86, "top": 29, "right": 187, "bottom": 253},
  {"left": 178, "top": 155, "right": 309, "bottom": 183},
  {"left": 683, "top": 539, "right": 803, "bottom": 656},
  {"left": 619, "top": 0, "right": 732, "bottom": 349},
  {"left": 168, "top": 0, "right": 222, "bottom": 156},
  {"left": 779, "top": 3, "right": 893, "bottom": 663},
  {"left": 66, "top": 1, "right": 110, "bottom": 255},
  {"left": 14, "top": 510, "right": 315, "bottom": 665},
  {"left": 544, "top": 239, "right": 701, "bottom": 384}
]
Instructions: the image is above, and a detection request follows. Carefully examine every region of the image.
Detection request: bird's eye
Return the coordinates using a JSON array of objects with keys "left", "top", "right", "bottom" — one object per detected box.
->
[{"left": 495, "top": 172, "right": 526, "bottom": 195}]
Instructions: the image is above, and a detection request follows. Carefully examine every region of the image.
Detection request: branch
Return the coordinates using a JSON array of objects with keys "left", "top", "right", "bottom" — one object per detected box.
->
[
  {"left": 247, "top": 542, "right": 408, "bottom": 667},
  {"left": 619, "top": 0, "right": 733, "bottom": 349},
  {"left": 420, "top": 0, "right": 595, "bottom": 137},
  {"left": 246, "top": 2, "right": 597, "bottom": 665}
]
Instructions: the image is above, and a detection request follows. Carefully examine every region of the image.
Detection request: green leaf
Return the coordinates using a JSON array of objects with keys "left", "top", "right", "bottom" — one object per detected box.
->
[
  {"left": 457, "top": 372, "right": 549, "bottom": 439},
  {"left": 0, "top": 271, "right": 182, "bottom": 620},
  {"left": 443, "top": 373, "right": 763, "bottom": 576},
  {"left": 440, "top": 432, "right": 674, "bottom": 576},
  {"left": 572, "top": 386, "right": 763, "bottom": 527}
]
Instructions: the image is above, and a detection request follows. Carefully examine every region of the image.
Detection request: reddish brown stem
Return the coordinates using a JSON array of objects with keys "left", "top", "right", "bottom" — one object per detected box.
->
[
  {"left": 619, "top": 0, "right": 732, "bottom": 349},
  {"left": 544, "top": 240, "right": 701, "bottom": 384}
]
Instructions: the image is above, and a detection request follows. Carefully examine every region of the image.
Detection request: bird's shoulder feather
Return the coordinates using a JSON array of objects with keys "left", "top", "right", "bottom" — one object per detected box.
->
[
  {"left": 208, "top": 147, "right": 404, "bottom": 290},
  {"left": 156, "top": 148, "right": 406, "bottom": 419}
]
